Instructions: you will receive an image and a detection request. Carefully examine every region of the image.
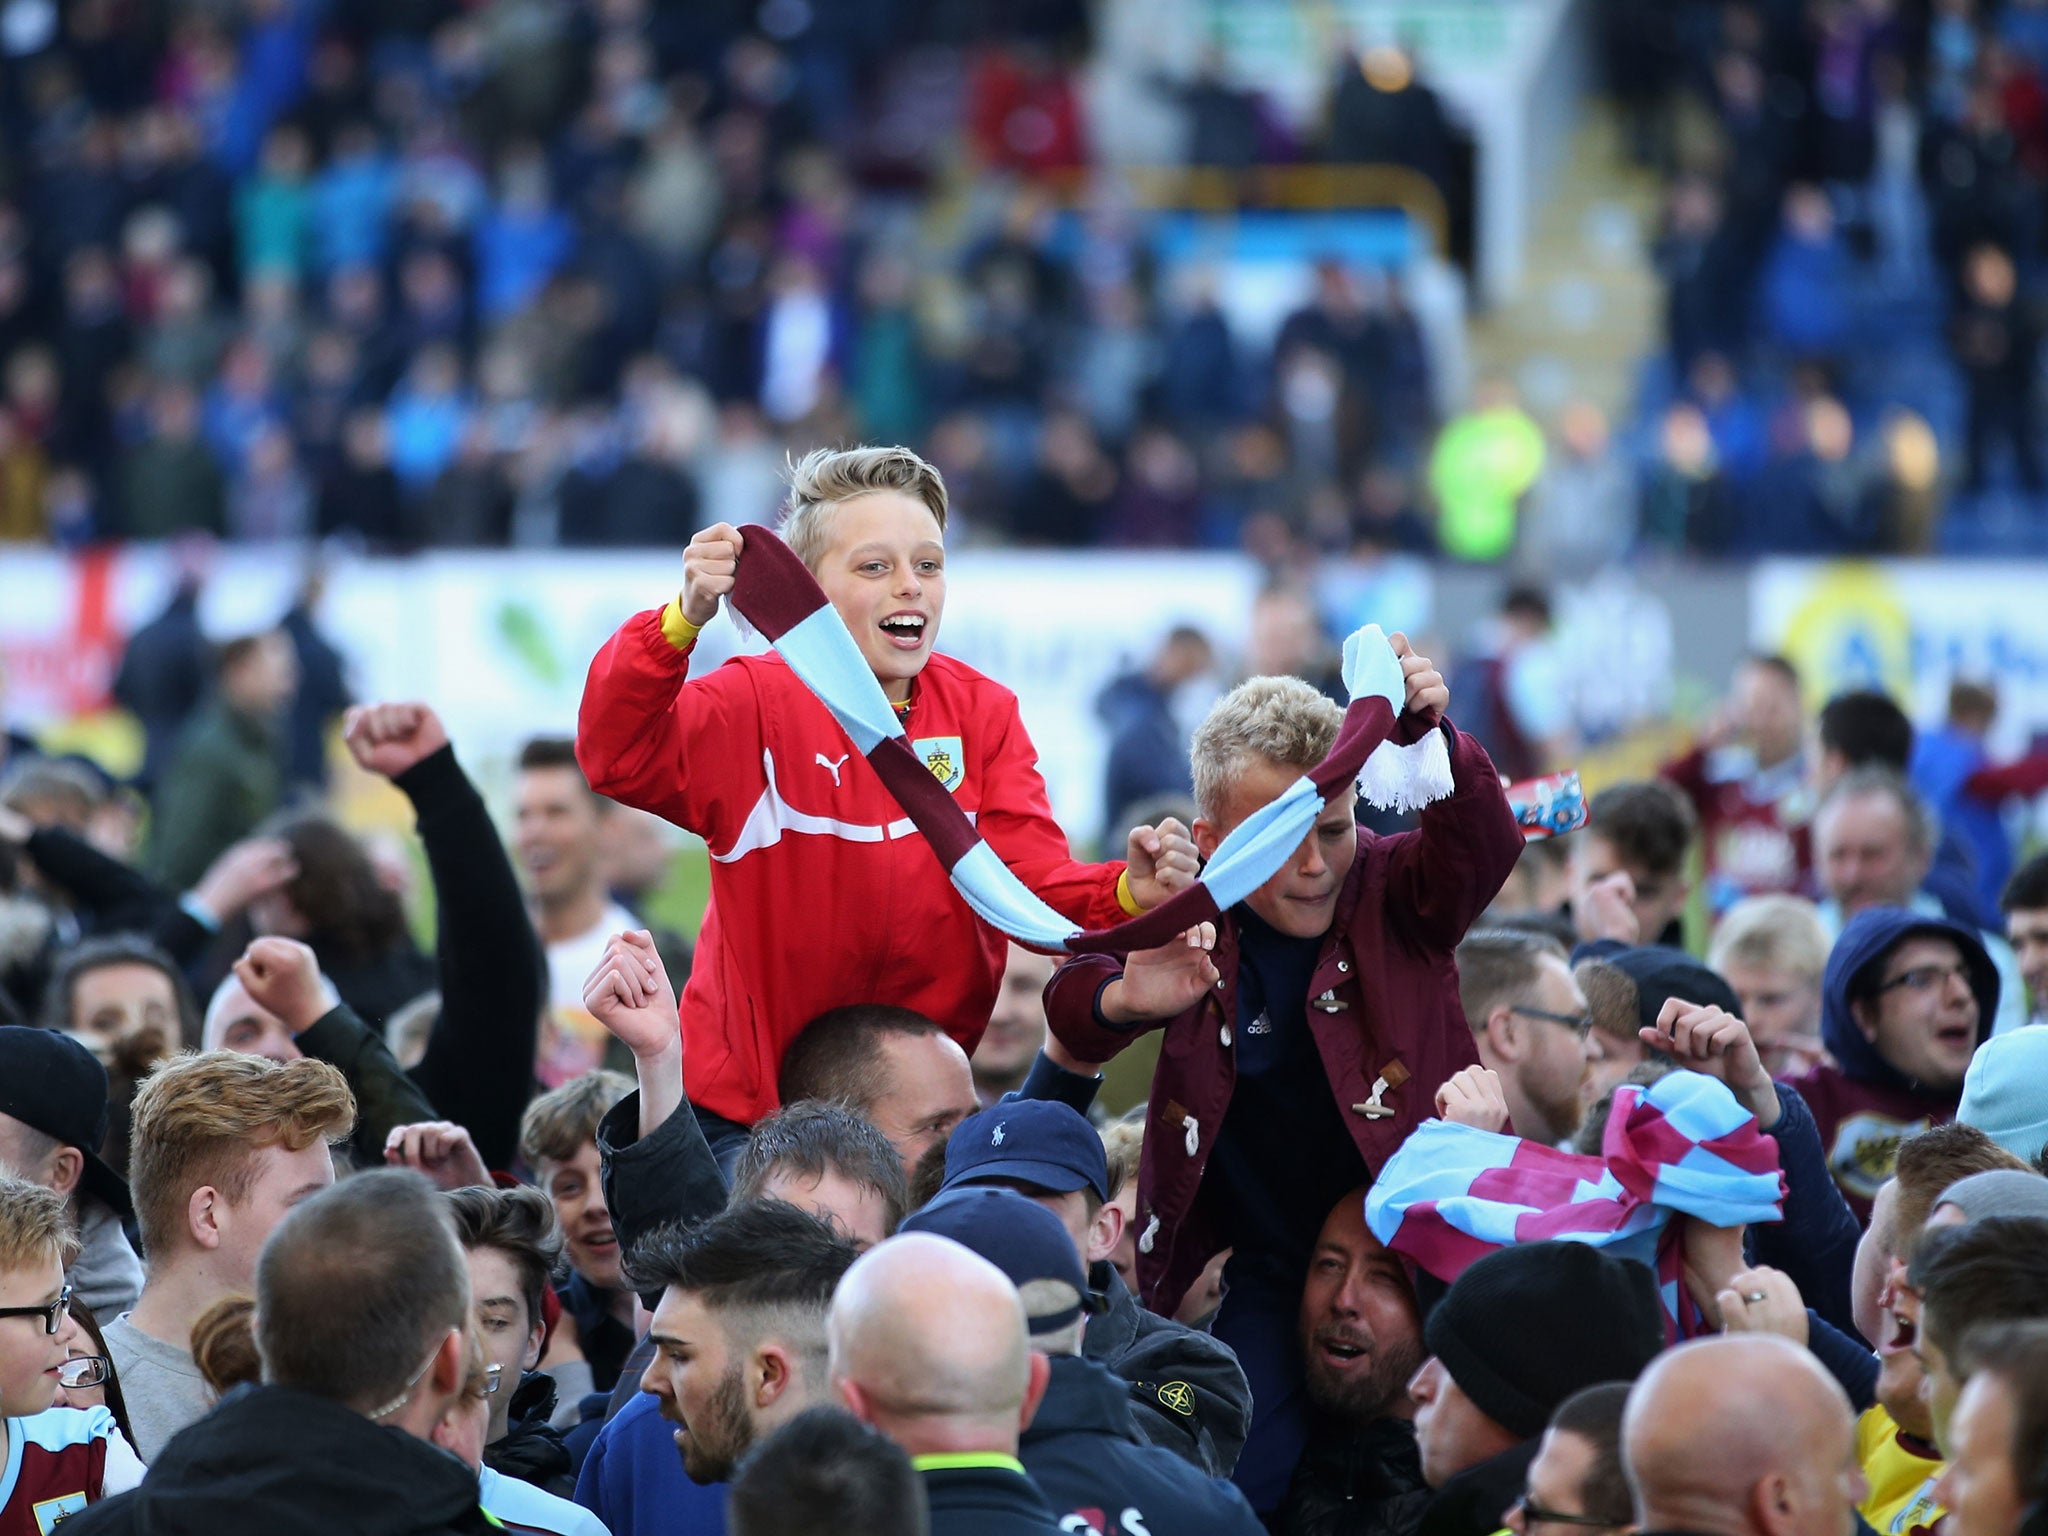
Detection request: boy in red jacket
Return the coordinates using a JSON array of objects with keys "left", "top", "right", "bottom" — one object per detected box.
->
[{"left": 578, "top": 445, "right": 1195, "bottom": 1140}]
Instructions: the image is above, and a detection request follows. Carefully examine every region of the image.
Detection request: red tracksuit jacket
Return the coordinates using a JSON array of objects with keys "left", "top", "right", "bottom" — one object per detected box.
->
[{"left": 578, "top": 606, "right": 1132, "bottom": 1125}]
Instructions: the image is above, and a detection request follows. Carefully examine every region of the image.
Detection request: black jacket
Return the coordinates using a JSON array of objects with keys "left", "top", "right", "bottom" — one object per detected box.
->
[
  {"left": 1084, "top": 1261, "right": 1252, "bottom": 1479},
  {"left": 1022, "top": 1354, "right": 1263, "bottom": 1536},
  {"left": 922, "top": 1458, "right": 1064, "bottom": 1536},
  {"left": 1277, "top": 1414, "right": 1431, "bottom": 1536},
  {"left": 63, "top": 1383, "right": 498, "bottom": 1536},
  {"left": 1416, "top": 1440, "right": 1536, "bottom": 1536},
  {"left": 484, "top": 1372, "right": 576, "bottom": 1497}
]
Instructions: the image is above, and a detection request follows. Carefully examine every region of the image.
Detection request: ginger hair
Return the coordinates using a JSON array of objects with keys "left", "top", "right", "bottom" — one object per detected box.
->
[
  {"left": 128, "top": 1051, "right": 355, "bottom": 1260},
  {"left": 779, "top": 446, "right": 949, "bottom": 571}
]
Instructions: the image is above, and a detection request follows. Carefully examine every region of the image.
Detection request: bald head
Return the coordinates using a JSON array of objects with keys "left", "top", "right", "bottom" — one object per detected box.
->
[
  {"left": 1624, "top": 1337, "right": 1863, "bottom": 1536},
  {"left": 828, "top": 1233, "right": 1046, "bottom": 1457}
]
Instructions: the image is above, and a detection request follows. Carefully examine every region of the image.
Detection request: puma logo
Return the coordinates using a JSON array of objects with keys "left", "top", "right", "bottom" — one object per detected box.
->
[{"left": 816, "top": 752, "right": 851, "bottom": 786}]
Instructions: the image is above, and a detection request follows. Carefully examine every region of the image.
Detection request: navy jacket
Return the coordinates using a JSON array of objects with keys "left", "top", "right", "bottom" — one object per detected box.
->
[
  {"left": 922, "top": 1457, "right": 1063, "bottom": 1536},
  {"left": 1022, "top": 1354, "right": 1264, "bottom": 1536}
]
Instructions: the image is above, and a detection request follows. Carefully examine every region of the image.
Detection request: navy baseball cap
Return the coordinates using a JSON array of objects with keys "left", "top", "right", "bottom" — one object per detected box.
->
[
  {"left": 900, "top": 1187, "right": 1093, "bottom": 1335},
  {"left": 940, "top": 1100, "right": 1109, "bottom": 1203}
]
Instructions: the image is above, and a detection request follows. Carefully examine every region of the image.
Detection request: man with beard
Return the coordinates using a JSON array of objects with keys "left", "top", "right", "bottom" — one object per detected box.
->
[
  {"left": 1455, "top": 932, "right": 1595, "bottom": 1148},
  {"left": 636, "top": 1201, "right": 859, "bottom": 1485},
  {"left": 1276, "top": 1188, "right": 1429, "bottom": 1536}
]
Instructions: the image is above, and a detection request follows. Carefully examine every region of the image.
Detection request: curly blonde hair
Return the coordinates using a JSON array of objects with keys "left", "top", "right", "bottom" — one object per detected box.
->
[
  {"left": 128, "top": 1051, "right": 356, "bottom": 1260},
  {"left": 1190, "top": 676, "right": 1342, "bottom": 824},
  {"left": 779, "top": 445, "right": 949, "bottom": 571}
]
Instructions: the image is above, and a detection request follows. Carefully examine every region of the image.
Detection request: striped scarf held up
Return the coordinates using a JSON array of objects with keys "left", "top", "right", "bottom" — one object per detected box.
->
[{"left": 725, "top": 524, "right": 1455, "bottom": 956}]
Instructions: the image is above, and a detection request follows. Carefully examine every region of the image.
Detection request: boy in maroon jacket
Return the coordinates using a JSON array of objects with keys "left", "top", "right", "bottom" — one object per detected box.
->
[{"left": 1043, "top": 658, "right": 1522, "bottom": 1514}]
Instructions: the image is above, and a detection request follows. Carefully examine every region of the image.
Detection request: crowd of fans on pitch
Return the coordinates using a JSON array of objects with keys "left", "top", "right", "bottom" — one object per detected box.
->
[
  {"left": 9, "top": 0, "right": 2048, "bottom": 568},
  {"left": 2, "top": 436, "right": 2048, "bottom": 1536}
]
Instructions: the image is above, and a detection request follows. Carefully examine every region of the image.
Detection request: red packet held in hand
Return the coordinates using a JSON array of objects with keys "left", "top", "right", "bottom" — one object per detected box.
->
[{"left": 1506, "top": 771, "right": 1589, "bottom": 841}]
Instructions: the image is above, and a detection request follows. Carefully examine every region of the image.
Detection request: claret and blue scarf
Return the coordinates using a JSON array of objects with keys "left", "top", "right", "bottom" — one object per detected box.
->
[{"left": 724, "top": 524, "right": 1456, "bottom": 956}]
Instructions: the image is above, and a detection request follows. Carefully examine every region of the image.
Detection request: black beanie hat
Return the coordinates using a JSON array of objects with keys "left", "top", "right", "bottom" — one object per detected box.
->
[{"left": 1423, "top": 1241, "right": 1665, "bottom": 1441}]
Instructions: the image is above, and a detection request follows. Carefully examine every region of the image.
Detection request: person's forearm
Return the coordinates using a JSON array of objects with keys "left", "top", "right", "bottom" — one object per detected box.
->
[
  {"left": 397, "top": 745, "right": 543, "bottom": 1170},
  {"left": 635, "top": 1042, "right": 686, "bottom": 1140},
  {"left": 294, "top": 1003, "right": 439, "bottom": 1155}
]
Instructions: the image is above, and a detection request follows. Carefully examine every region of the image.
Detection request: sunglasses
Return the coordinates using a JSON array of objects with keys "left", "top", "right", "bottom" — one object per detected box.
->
[{"left": 0, "top": 1284, "right": 72, "bottom": 1336}]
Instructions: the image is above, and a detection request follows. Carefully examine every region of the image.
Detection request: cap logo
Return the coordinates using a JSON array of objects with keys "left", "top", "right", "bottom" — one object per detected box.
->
[
  {"left": 992, "top": 1123, "right": 1006, "bottom": 1146},
  {"left": 1156, "top": 1381, "right": 1194, "bottom": 1416}
]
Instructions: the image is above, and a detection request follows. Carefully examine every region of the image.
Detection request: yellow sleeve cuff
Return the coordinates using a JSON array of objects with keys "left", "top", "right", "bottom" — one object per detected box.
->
[
  {"left": 1115, "top": 868, "right": 1143, "bottom": 916},
  {"left": 659, "top": 598, "right": 702, "bottom": 651}
]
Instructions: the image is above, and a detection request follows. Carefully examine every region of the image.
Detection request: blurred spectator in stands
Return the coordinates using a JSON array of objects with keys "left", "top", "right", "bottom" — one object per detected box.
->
[
  {"left": 1107, "top": 426, "right": 1204, "bottom": 547},
  {"left": 0, "top": 410, "right": 45, "bottom": 544},
  {"left": 1429, "top": 380, "right": 1544, "bottom": 563},
  {"left": 119, "top": 382, "right": 225, "bottom": 539},
  {"left": 1640, "top": 402, "right": 1734, "bottom": 555},
  {"left": 1019, "top": 410, "right": 1118, "bottom": 546},
  {"left": 236, "top": 125, "right": 313, "bottom": 287},
  {"left": 1071, "top": 279, "right": 1157, "bottom": 445},
  {"left": 1757, "top": 186, "right": 1854, "bottom": 364},
  {"left": 229, "top": 423, "right": 314, "bottom": 543},
  {"left": 1950, "top": 244, "right": 2043, "bottom": 496},
  {"left": 112, "top": 560, "right": 212, "bottom": 797},
  {"left": 1325, "top": 44, "right": 1454, "bottom": 198},
  {"left": 476, "top": 147, "right": 576, "bottom": 327},
  {"left": 1351, "top": 466, "right": 1435, "bottom": 558},
  {"left": 1520, "top": 402, "right": 1632, "bottom": 576},
  {"left": 1175, "top": 46, "right": 1266, "bottom": 170},
  {"left": 1096, "top": 625, "right": 1214, "bottom": 845},
  {"left": 1155, "top": 269, "right": 1243, "bottom": 434},
  {"left": 967, "top": 44, "right": 1086, "bottom": 177},
  {"left": 280, "top": 569, "right": 350, "bottom": 796},
  {"left": 149, "top": 629, "right": 297, "bottom": 893},
  {"left": 388, "top": 345, "right": 472, "bottom": 499},
  {"left": 203, "top": 339, "right": 288, "bottom": 479},
  {"left": 57, "top": 247, "right": 130, "bottom": 469},
  {"left": 1658, "top": 651, "right": 1815, "bottom": 901},
  {"left": 319, "top": 409, "right": 406, "bottom": 546},
  {"left": 851, "top": 251, "right": 926, "bottom": 448},
  {"left": 1452, "top": 585, "right": 1568, "bottom": 782},
  {"left": 311, "top": 122, "right": 395, "bottom": 276},
  {"left": 1654, "top": 177, "right": 1745, "bottom": 371}
]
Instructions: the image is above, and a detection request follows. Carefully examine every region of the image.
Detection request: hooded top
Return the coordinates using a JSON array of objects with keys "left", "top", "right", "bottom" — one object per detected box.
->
[
  {"left": 61, "top": 1383, "right": 499, "bottom": 1536},
  {"left": 1791, "top": 906, "right": 1999, "bottom": 1218}
]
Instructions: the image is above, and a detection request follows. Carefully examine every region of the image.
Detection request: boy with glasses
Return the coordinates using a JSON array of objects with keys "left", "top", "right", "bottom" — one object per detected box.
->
[
  {"left": 1794, "top": 908, "right": 2000, "bottom": 1220},
  {"left": 0, "top": 1176, "right": 144, "bottom": 1530}
]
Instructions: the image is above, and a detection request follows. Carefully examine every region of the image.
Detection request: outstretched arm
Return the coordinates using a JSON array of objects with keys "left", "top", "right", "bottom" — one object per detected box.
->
[
  {"left": 576, "top": 525, "right": 764, "bottom": 845},
  {"left": 349, "top": 703, "right": 541, "bottom": 1170}
]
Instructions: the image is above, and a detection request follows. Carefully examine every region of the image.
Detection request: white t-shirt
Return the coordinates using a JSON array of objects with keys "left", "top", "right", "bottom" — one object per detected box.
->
[{"left": 539, "top": 901, "right": 643, "bottom": 1087}]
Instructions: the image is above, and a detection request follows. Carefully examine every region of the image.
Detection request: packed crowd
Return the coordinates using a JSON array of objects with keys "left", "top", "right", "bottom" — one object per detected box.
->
[
  {"left": 9, "top": 0, "right": 2046, "bottom": 570},
  {"left": 0, "top": 442, "right": 2045, "bottom": 1536},
  {"left": 0, "top": 0, "right": 1464, "bottom": 561},
  {"left": 1617, "top": 0, "right": 2048, "bottom": 555}
]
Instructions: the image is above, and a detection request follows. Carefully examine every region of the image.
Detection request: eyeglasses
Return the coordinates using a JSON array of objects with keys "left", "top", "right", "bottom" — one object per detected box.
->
[
  {"left": 0, "top": 1285, "right": 72, "bottom": 1336},
  {"left": 58, "top": 1355, "right": 110, "bottom": 1390},
  {"left": 1510, "top": 1004, "right": 1594, "bottom": 1037},
  {"left": 1512, "top": 1494, "right": 1619, "bottom": 1529},
  {"left": 1877, "top": 963, "right": 1971, "bottom": 996},
  {"left": 366, "top": 1343, "right": 443, "bottom": 1422}
]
